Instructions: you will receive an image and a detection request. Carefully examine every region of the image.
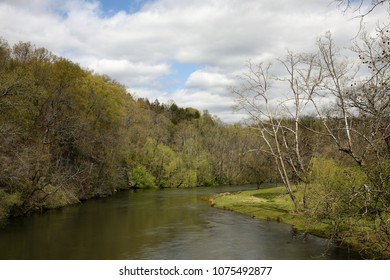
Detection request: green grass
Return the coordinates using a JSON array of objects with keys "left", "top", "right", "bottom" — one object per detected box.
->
[
  {"left": 212, "top": 185, "right": 390, "bottom": 259},
  {"left": 213, "top": 186, "right": 333, "bottom": 238}
]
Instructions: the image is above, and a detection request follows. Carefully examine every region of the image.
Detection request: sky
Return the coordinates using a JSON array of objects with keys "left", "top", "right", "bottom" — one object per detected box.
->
[{"left": 0, "top": 0, "right": 387, "bottom": 122}]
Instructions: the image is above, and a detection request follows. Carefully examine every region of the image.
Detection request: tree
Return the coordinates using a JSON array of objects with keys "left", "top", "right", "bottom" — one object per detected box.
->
[
  {"left": 308, "top": 31, "right": 390, "bottom": 208},
  {"left": 232, "top": 61, "right": 301, "bottom": 210},
  {"left": 336, "top": 0, "right": 389, "bottom": 16},
  {"left": 283, "top": 29, "right": 390, "bottom": 256}
]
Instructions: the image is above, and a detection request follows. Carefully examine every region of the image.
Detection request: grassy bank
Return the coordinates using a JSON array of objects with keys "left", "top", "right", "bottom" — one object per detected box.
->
[
  {"left": 211, "top": 186, "right": 331, "bottom": 238},
  {"left": 211, "top": 185, "right": 390, "bottom": 259}
]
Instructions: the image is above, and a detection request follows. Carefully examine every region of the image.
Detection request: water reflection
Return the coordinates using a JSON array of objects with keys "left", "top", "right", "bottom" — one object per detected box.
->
[{"left": 0, "top": 186, "right": 360, "bottom": 259}]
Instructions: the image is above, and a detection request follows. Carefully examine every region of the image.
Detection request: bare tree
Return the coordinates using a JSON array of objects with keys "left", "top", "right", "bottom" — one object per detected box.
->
[
  {"left": 350, "top": 26, "right": 390, "bottom": 155},
  {"left": 299, "top": 31, "right": 390, "bottom": 229},
  {"left": 336, "top": 0, "right": 389, "bottom": 16},
  {"left": 278, "top": 51, "right": 325, "bottom": 208},
  {"left": 233, "top": 29, "right": 389, "bottom": 215},
  {"left": 233, "top": 61, "right": 310, "bottom": 210},
  {"left": 313, "top": 33, "right": 363, "bottom": 163}
]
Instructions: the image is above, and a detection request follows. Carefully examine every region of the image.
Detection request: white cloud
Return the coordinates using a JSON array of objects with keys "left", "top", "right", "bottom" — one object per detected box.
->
[
  {"left": 166, "top": 89, "right": 235, "bottom": 113},
  {"left": 89, "top": 59, "right": 170, "bottom": 87},
  {"left": 185, "top": 70, "right": 234, "bottom": 90},
  {"left": 0, "top": 0, "right": 388, "bottom": 123}
]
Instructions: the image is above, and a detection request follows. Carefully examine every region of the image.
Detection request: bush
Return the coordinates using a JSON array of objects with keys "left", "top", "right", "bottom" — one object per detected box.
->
[
  {"left": 0, "top": 189, "right": 23, "bottom": 225},
  {"left": 130, "top": 165, "right": 157, "bottom": 189},
  {"left": 43, "top": 184, "right": 79, "bottom": 209},
  {"left": 309, "top": 157, "right": 369, "bottom": 218}
]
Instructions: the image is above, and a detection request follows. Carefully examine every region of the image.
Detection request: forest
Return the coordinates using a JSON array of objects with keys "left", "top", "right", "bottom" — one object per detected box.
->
[
  {"left": 0, "top": 0, "right": 389, "bottom": 259},
  {"left": 0, "top": 38, "right": 279, "bottom": 224}
]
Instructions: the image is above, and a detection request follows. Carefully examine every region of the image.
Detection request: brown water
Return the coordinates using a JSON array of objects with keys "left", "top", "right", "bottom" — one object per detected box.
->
[{"left": 0, "top": 186, "right": 360, "bottom": 259}]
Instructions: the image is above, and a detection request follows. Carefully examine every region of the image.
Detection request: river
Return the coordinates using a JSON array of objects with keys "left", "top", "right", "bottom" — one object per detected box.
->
[{"left": 0, "top": 185, "right": 360, "bottom": 259}]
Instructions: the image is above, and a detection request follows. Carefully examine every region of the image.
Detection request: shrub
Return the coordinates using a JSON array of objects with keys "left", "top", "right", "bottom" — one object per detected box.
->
[
  {"left": 130, "top": 165, "right": 157, "bottom": 189},
  {"left": 0, "top": 189, "right": 23, "bottom": 225},
  {"left": 309, "top": 157, "right": 369, "bottom": 218}
]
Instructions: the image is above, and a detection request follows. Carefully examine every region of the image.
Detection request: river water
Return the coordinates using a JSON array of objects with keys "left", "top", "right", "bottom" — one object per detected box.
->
[{"left": 0, "top": 185, "right": 360, "bottom": 259}]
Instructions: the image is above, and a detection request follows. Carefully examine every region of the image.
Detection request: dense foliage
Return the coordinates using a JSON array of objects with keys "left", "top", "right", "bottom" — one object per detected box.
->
[{"left": 0, "top": 39, "right": 277, "bottom": 224}]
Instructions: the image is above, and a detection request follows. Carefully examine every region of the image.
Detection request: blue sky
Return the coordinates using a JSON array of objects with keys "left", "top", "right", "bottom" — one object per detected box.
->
[
  {"left": 99, "top": 0, "right": 151, "bottom": 14},
  {"left": 164, "top": 63, "right": 200, "bottom": 92},
  {"left": 0, "top": 0, "right": 387, "bottom": 122}
]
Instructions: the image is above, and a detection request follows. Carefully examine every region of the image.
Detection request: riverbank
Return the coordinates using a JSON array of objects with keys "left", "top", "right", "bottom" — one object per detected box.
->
[
  {"left": 211, "top": 185, "right": 390, "bottom": 259},
  {"left": 210, "top": 186, "right": 330, "bottom": 238}
]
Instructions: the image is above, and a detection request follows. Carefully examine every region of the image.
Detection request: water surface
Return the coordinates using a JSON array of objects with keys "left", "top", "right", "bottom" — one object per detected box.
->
[{"left": 0, "top": 186, "right": 360, "bottom": 259}]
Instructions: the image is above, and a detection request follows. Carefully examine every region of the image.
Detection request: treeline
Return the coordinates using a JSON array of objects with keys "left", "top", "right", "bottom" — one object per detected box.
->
[{"left": 0, "top": 38, "right": 277, "bottom": 224}]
